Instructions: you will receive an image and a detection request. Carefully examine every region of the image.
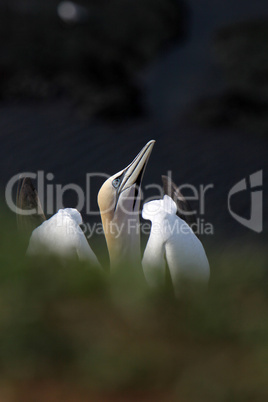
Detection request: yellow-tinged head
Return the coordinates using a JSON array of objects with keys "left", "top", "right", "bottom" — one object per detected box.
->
[{"left": 98, "top": 140, "right": 155, "bottom": 268}]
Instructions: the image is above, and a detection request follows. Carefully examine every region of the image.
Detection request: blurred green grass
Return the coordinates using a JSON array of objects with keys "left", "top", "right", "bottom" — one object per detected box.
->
[{"left": 0, "top": 202, "right": 268, "bottom": 401}]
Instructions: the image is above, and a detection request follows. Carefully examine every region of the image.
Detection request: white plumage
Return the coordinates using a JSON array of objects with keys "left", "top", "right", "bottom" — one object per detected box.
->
[
  {"left": 142, "top": 195, "right": 210, "bottom": 295},
  {"left": 18, "top": 140, "right": 210, "bottom": 296},
  {"left": 27, "top": 208, "right": 99, "bottom": 266}
]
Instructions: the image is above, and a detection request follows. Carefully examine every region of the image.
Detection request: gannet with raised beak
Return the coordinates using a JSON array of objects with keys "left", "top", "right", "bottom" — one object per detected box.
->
[
  {"left": 16, "top": 140, "right": 155, "bottom": 269},
  {"left": 16, "top": 140, "right": 210, "bottom": 296},
  {"left": 98, "top": 140, "right": 155, "bottom": 270}
]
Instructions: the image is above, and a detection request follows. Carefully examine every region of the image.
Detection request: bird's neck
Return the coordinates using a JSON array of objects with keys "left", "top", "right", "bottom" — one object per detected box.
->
[{"left": 102, "top": 213, "right": 141, "bottom": 270}]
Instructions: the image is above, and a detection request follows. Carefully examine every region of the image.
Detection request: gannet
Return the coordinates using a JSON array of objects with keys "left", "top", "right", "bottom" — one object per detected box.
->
[
  {"left": 97, "top": 140, "right": 155, "bottom": 270},
  {"left": 16, "top": 140, "right": 210, "bottom": 295},
  {"left": 162, "top": 175, "right": 198, "bottom": 235},
  {"left": 27, "top": 208, "right": 100, "bottom": 264},
  {"left": 16, "top": 177, "right": 46, "bottom": 234},
  {"left": 142, "top": 194, "right": 210, "bottom": 296},
  {"left": 16, "top": 178, "right": 99, "bottom": 265},
  {"left": 16, "top": 140, "right": 155, "bottom": 268}
]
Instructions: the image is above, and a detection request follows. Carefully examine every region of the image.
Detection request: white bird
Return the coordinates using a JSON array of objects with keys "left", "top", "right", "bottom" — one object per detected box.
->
[
  {"left": 16, "top": 177, "right": 99, "bottom": 265},
  {"left": 27, "top": 208, "right": 100, "bottom": 265},
  {"left": 141, "top": 195, "right": 210, "bottom": 296},
  {"left": 97, "top": 141, "right": 210, "bottom": 294},
  {"left": 16, "top": 140, "right": 210, "bottom": 295},
  {"left": 16, "top": 140, "right": 155, "bottom": 269},
  {"left": 97, "top": 140, "right": 155, "bottom": 269}
]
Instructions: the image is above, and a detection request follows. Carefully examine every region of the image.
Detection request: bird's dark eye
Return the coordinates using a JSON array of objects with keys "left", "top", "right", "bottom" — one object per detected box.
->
[{"left": 112, "top": 178, "right": 121, "bottom": 188}]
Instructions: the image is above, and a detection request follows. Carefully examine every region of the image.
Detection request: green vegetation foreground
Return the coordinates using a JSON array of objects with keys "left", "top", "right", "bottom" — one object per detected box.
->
[{"left": 0, "top": 206, "right": 267, "bottom": 401}]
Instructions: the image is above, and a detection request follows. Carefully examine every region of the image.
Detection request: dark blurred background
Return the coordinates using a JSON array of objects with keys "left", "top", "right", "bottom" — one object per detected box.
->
[{"left": 0, "top": 0, "right": 267, "bottom": 251}]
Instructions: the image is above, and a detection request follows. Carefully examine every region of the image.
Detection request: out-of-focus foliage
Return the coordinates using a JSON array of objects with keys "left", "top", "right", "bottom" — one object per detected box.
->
[
  {"left": 1, "top": 202, "right": 268, "bottom": 401},
  {"left": 190, "top": 19, "right": 268, "bottom": 136},
  {"left": 0, "top": 0, "right": 188, "bottom": 120}
]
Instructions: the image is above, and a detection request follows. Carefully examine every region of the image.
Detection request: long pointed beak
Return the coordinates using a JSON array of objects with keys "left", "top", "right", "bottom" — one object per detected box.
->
[{"left": 118, "top": 140, "right": 155, "bottom": 195}]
